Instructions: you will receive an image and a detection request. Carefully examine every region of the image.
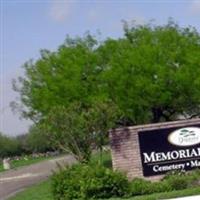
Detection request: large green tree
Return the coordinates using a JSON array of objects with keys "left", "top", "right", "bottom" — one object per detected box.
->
[
  {"left": 97, "top": 20, "right": 200, "bottom": 124},
  {"left": 13, "top": 20, "right": 200, "bottom": 126},
  {"left": 13, "top": 34, "right": 101, "bottom": 121}
]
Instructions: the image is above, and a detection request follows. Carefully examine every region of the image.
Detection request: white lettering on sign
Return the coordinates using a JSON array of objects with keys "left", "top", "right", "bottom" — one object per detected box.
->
[
  {"left": 190, "top": 160, "right": 200, "bottom": 167},
  {"left": 143, "top": 148, "right": 200, "bottom": 163},
  {"left": 153, "top": 163, "right": 185, "bottom": 172}
]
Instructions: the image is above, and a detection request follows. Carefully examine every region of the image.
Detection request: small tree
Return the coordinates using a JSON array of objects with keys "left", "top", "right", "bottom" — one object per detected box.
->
[
  {"left": 85, "top": 100, "right": 121, "bottom": 161},
  {"left": 44, "top": 104, "right": 93, "bottom": 163},
  {"left": 43, "top": 101, "right": 119, "bottom": 163}
]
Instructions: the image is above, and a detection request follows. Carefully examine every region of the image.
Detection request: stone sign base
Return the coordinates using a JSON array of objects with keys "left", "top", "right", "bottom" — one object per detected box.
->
[{"left": 109, "top": 119, "right": 200, "bottom": 181}]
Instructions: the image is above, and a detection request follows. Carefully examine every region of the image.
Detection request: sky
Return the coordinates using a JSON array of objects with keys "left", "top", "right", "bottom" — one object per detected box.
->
[{"left": 0, "top": 0, "right": 200, "bottom": 136}]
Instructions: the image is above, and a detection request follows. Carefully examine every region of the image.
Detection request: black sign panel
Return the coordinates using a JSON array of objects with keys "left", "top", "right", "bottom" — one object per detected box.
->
[{"left": 138, "top": 125, "right": 200, "bottom": 177}]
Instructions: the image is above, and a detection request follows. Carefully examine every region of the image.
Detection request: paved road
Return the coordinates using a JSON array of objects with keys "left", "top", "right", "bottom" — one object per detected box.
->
[{"left": 0, "top": 156, "right": 76, "bottom": 200}]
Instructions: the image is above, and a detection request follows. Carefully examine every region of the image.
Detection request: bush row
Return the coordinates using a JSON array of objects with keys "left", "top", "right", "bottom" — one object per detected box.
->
[
  {"left": 52, "top": 163, "right": 200, "bottom": 200},
  {"left": 52, "top": 163, "right": 130, "bottom": 200},
  {"left": 0, "top": 131, "right": 54, "bottom": 158}
]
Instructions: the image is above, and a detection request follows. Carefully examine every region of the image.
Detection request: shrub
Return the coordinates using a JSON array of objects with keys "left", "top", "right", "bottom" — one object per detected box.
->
[
  {"left": 164, "top": 175, "right": 188, "bottom": 190},
  {"left": 163, "top": 169, "right": 200, "bottom": 190},
  {"left": 52, "top": 163, "right": 130, "bottom": 200},
  {"left": 163, "top": 170, "right": 187, "bottom": 180},
  {"left": 52, "top": 165, "right": 81, "bottom": 200},
  {"left": 130, "top": 178, "right": 152, "bottom": 195},
  {"left": 130, "top": 178, "right": 171, "bottom": 195},
  {"left": 187, "top": 169, "right": 200, "bottom": 182},
  {"left": 150, "top": 181, "right": 172, "bottom": 193},
  {"left": 130, "top": 169, "right": 200, "bottom": 196},
  {"left": 52, "top": 163, "right": 200, "bottom": 200}
]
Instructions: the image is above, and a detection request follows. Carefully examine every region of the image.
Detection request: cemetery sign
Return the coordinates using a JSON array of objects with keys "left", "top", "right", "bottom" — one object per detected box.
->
[
  {"left": 109, "top": 119, "right": 200, "bottom": 180},
  {"left": 138, "top": 126, "right": 200, "bottom": 176}
]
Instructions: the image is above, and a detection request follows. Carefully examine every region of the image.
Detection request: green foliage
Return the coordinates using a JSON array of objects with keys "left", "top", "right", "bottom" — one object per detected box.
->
[
  {"left": 162, "top": 170, "right": 200, "bottom": 190},
  {"left": 99, "top": 21, "right": 200, "bottom": 124},
  {"left": 43, "top": 102, "right": 119, "bottom": 163},
  {"left": 0, "top": 133, "right": 21, "bottom": 158},
  {"left": 130, "top": 178, "right": 152, "bottom": 195},
  {"left": 149, "top": 181, "right": 172, "bottom": 193},
  {"left": 44, "top": 104, "right": 93, "bottom": 163},
  {"left": 12, "top": 20, "right": 200, "bottom": 164},
  {"left": 13, "top": 20, "right": 200, "bottom": 126},
  {"left": 165, "top": 175, "right": 189, "bottom": 190},
  {"left": 90, "top": 149, "right": 112, "bottom": 168},
  {"left": 129, "top": 178, "right": 171, "bottom": 196},
  {"left": 52, "top": 163, "right": 200, "bottom": 200},
  {"left": 52, "top": 163, "right": 130, "bottom": 200},
  {"left": 0, "top": 126, "right": 55, "bottom": 158},
  {"left": 162, "top": 169, "right": 187, "bottom": 180},
  {"left": 25, "top": 124, "right": 53, "bottom": 153},
  {"left": 12, "top": 34, "right": 100, "bottom": 121},
  {"left": 8, "top": 179, "right": 200, "bottom": 200},
  {"left": 129, "top": 170, "right": 200, "bottom": 196}
]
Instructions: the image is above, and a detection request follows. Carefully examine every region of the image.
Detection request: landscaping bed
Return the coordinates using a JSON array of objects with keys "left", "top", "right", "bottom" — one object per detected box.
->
[{"left": 9, "top": 180, "right": 200, "bottom": 200}]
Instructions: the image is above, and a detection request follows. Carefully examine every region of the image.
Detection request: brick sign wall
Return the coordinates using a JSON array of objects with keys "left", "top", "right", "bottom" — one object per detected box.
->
[{"left": 109, "top": 119, "right": 200, "bottom": 181}]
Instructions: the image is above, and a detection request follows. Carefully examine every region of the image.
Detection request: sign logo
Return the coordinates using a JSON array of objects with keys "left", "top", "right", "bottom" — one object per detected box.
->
[{"left": 168, "top": 127, "right": 200, "bottom": 147}]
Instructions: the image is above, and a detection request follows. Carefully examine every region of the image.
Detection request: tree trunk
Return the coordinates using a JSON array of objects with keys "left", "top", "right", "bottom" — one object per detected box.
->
[{"left": 152, "top": 107, "right": 163, "bottom": 123}]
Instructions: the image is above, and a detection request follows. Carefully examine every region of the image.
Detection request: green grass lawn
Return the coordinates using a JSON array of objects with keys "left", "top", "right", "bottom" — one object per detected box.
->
[
  {"left": 9, "top": 179, "right": 200, "bottom": 200},
  {"left": 0, "top": 156, "right": 51, "bottom": 172},
  {"left": 9, "top": 180, "right": 52, "bottom": 200}
]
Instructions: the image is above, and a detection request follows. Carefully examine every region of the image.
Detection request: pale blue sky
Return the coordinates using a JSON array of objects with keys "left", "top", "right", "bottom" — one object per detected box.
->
[{"left": 1, "top": 0, "right": 200, "bottom": 136}]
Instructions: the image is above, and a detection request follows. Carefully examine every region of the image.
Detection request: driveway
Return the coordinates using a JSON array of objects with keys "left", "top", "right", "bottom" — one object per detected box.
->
[{"left": 0, "top": 155, "right": 76, "bottom": 200}]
